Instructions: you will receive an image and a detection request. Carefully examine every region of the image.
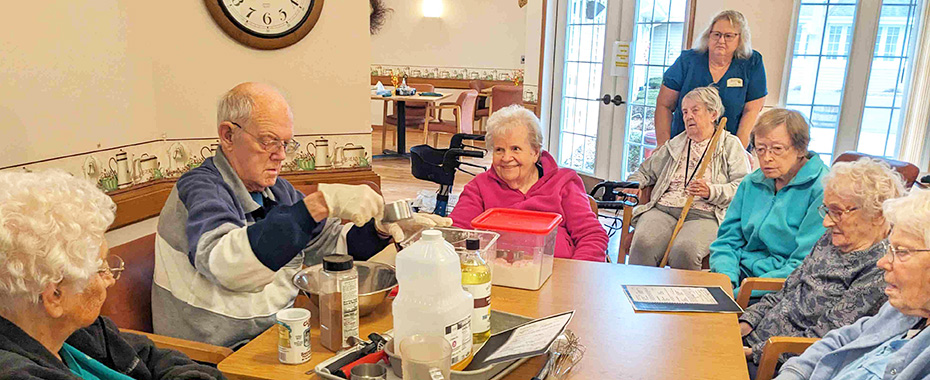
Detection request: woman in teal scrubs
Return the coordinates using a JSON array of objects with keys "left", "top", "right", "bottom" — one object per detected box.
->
[{"left": 655, "top": 10, "right": 767, "bottom": 148}]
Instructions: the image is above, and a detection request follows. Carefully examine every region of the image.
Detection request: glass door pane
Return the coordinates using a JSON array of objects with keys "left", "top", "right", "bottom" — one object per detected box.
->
[
  {"left": 621, "top": 0, "right": 687, "bottom": 178},
  {"left": 555, "top": 0, "right": 609, "bottom": 174}
]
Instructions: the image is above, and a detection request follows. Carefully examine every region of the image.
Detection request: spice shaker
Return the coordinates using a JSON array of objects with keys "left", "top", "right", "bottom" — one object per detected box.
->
[{"left": 320, "top": 254, "right": 360, "bottom": 351}]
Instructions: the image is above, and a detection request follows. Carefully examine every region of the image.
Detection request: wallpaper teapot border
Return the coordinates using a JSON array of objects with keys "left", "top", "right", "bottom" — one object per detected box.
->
[{"left": 2, "top": 134, "right": 373, "bottom": 193}]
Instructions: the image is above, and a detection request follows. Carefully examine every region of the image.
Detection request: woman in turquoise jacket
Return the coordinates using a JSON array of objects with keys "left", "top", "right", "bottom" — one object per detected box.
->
[{"left": 710, "top": 108, "right": 828, "bottom": 296}]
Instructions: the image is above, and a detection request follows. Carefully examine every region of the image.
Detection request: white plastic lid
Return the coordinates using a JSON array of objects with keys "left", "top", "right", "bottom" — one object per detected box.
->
[{"left": 422, "top": 229, "right": 442, "bottom": 240}]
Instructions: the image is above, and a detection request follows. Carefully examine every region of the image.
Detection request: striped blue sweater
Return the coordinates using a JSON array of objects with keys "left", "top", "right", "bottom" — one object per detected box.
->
[{"left": 152, "top": 149, "right": 389, "bottom": 347}]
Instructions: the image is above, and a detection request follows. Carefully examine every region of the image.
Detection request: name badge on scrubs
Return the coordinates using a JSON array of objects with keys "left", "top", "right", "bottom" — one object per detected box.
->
[{"left": 727, "top": 78, "right": 743, "bottom": 88}]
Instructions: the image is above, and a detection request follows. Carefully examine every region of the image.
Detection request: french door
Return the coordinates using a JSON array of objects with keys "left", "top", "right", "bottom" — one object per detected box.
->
[
  {"left": 547, "top": 0, "right": 689, "bottom": 180},
  {"left": 548, "top": 0, "right": 633, "bottom": 180}
]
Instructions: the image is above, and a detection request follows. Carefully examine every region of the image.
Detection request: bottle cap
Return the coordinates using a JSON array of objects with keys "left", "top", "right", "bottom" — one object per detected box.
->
[
  {"left": 422, "top": 229, "right": 442, "bottom": 240},
  {"left": 466, "top": 238, "right": 480, "bottom": 250},
  {"left": 323, "top": 254, "right": 354, "bottom": 272}
]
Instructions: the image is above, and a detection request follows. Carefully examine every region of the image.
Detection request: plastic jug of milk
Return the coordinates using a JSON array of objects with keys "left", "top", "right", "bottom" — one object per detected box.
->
[{"left": 393, "top": 229, "right": 474, "bottom": 370}]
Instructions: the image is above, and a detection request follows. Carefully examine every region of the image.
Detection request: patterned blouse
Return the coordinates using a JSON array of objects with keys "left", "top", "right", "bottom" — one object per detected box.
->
[
  {"left": 739, "top": 232, "right": 889, "bottom": 364},
  {"left": 657, "top": 138, "right": 714, "bottom": 213}
]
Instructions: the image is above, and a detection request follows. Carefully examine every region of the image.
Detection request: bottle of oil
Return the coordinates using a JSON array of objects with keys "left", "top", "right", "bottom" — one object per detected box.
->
[{"left": 461, "top": 238, "right": 492, "bottom": 344}]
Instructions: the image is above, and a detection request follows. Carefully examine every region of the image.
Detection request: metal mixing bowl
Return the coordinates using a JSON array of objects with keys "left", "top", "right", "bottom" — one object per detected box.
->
[{"left": 293, "top": 261, "right": 397, "bottom": 317}]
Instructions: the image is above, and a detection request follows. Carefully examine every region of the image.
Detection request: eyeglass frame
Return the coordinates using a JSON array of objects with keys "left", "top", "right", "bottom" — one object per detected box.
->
[
  {"left": 229, "top": 121, "right": 300, "bottom": 154},
  {"left": 818, "top": 204, "right": 859, "bottom": 222},
  {"left": 884, "top": 244, "right": 930, "bottom": 267},
  {"left": 709, "top": 31, "right": 740, "bottom": 42},
  {"left": 752, "top": 144, "right": 791, "bottom": 158},
  {"left": 97, "top": 255, "right": 125, "bottom": 280}
]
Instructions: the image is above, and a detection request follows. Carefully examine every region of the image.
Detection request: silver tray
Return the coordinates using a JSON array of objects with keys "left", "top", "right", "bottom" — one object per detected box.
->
[{"left": 314, "top": 310, "right": 532, "bottom": 380}]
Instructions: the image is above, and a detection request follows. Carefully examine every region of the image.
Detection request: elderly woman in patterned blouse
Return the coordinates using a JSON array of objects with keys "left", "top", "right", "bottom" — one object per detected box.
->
[{"left": 739, "top": 158, "right": 905, "bottom": 376}]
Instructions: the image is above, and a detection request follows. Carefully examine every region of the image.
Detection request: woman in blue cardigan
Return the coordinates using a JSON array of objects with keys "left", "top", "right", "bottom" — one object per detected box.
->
[{"left": 709, "top": 108, "right": 828, "bottom": 297}]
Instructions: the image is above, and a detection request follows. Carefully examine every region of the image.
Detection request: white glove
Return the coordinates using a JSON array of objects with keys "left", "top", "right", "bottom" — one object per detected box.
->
[
  {"left": 316, "top": 183, "right": 384, "bottom": 227},
  {"left": 376, "top": 212, "right": 453, "bottom": 242}
]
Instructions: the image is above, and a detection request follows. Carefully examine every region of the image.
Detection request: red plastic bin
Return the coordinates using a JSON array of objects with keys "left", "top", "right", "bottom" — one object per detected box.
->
[{"left": 470, "top": 208, "right": 562, "bottom": 290}]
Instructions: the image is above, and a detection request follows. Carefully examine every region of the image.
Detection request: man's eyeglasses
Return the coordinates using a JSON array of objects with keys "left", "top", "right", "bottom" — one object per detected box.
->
[
  {"left": 752, "top": 144, "right": 789, "bottom": 158},
  {"left": 885, "top": 245, "right": 930, "bottom": 266},
  {"left": 818, "top": 205, "right": 859, "bottom": 222},
  {"left": 710, "top": 31, "right": 740, "bottom": 42},
  {"left": 230, "top": 121, "right": 300, "bottom": 154},
  {"left": 98, "top": 255, "right": 125, "bottom": 280}
]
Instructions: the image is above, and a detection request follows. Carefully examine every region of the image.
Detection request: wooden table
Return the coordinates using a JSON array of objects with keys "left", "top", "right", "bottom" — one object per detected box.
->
[
  {"left": 371, "top": 92, "right": 452, "bottom": 157},
  {"left": 218, "top": 260, "right": 749, "bottom": 380}
]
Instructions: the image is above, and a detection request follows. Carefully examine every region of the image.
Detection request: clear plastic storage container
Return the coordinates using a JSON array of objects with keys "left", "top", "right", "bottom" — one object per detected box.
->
[
  {"left": 470, "top": 209, "right": 562, "bottom": 290},
  {"left": 399, "top": 227, "right": 500, "bottom": 271}
]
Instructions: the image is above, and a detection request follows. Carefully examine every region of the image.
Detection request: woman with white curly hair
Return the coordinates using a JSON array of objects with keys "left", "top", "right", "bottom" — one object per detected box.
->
[
  {"left": 0, "top": 170, "right": 224, "bottom": 380},
  {"left": 738, "top": 158, "right": 905, "bottom": 377},
  {"left": 775, "top": 187, "right": 930, "bottom": 380}
]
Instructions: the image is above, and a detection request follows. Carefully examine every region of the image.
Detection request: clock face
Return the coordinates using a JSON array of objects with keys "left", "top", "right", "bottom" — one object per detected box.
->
[{"left": 219, "top": 0, "right": 316, "bottom": 38}]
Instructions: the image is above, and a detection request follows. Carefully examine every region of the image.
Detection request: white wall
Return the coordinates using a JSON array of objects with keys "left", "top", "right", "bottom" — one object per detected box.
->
[
  {"left": 0, "top": 0, "right": 371, "bottom": 167},
  {"left": 372, "top": 0, "right": 526, "bottom": 69},
  {"left": 692, "top": 0, "right": 795, "bottom": 107}
]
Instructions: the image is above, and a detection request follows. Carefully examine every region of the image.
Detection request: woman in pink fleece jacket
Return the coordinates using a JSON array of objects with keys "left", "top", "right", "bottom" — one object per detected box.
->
[{"left": 451, "top": 105, "right": 608, "bottom": 262}]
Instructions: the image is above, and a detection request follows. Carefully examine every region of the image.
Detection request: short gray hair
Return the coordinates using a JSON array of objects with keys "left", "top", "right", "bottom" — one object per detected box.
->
[
  {"left": 682, "top": 86, "right": 725, "bottom": 120},
  {"left": 0, "top": 170, "right": 115, "bottom": 310},
  {"left": 884, "top": 189, "right": 930, "bottom": 249},
  {"left": 694, "top": 10, "right": 753, "bottom": 60},
  {"left": 217, "top": 87, "right": 255, "bottom": 126},
  {"left": 824, "top": 158, "right": 905, "bottom": 220},
  {"left": 485, "top": 105, "right": 543, "bottom": 153},
  {"left": 751, "top": 108, "right": 811, "bottom": 155}
]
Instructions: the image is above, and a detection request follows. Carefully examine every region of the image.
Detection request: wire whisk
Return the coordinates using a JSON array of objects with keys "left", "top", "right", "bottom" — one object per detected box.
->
[{"left": 547, "top": 330, "right": 585, "bottom": 379}]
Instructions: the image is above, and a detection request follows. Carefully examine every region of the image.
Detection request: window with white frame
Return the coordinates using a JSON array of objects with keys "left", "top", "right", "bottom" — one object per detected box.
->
[
  {"left": 857, "top": 0, "right": 920, "bottom": 157},
  {"left": 783, "top": 0, "right": 922, "bottom": 162}
]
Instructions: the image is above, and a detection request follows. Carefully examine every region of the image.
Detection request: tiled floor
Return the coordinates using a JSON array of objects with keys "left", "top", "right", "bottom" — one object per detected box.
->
[{"left": 369, "top": 125, "right": 624, "bottom": 263}]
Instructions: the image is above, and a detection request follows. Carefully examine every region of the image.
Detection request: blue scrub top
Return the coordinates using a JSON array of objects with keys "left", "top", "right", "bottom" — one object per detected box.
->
[{"left": 663, "top": 49, "right": 767, "bottom": 139}]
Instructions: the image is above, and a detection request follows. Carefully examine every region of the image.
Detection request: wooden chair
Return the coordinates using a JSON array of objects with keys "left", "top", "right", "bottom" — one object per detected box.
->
[
  {"left": 423, "top": 90, "right": 478, "bottom": 147},
  {"left": 735, "top": 278, "right": 818, "bottom": 380},
  {"left": 474, "top": 85, "right": 523, "bottom": 133},
  {"left": 470, "top": 80, "right": 489, "bottom": 124},
  {"left": 382, "top": 83, "right": 435, "bottom": 150},
  {"left": 101, "top": 234, "right": 233, "bottom": 364}
]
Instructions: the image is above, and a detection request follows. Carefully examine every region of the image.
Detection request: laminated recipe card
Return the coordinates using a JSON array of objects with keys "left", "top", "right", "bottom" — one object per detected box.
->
[{"left": 622, "top": 285, "right": 743, "bottom": 313}]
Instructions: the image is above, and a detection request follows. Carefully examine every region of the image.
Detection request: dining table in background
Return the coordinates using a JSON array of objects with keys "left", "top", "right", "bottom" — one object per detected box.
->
[
  {"left": 217, "top": 260, "right": 749, "bottom": 380},
  {"left": 371, "top": 92, "right": 453, "bottom": 158}
]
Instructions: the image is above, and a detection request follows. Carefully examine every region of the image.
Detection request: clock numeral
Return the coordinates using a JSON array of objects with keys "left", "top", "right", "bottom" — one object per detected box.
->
[
  {"left": 279, "top": 9, "right": 287, "bottom": 20},
  {"left": 231, "top": 0, "right": 243, "bottom": 6},
  {"left": 246, "top": 7, "right": 256, "bottom": 18},
  {"left": 263, "top": 12, "right": 272, "bottom": 25},
  {"left": 291, "top": 0, "right": 299, "bottom": 6}
]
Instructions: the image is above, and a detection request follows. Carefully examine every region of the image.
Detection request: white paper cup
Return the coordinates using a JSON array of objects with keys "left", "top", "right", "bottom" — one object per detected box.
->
[{"left": 276, "top": 308, "right": 312, "bottom": 364}]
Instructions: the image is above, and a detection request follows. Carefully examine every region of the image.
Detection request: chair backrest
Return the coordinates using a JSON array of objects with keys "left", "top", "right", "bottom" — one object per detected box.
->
[
  {"left": 101, "top": 234, "right": 156, "bottom": 332},
  {"left": 468, "top": 80, "right": 485, "bottom": 92},
  {"left": 409, "top": 83, "right": 435, "bottom": 92},
  {"left": 490, "top": 85, "right": 524, "bottom": 113},
  {"left": 455, "top": 90, "right": 479, "bottom": 134},
  {"left": 833, "top": 151, "right": 919, "bottom": 187}
]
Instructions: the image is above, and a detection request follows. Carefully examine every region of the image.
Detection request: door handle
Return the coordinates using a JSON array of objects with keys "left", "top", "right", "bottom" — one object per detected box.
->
[{"left": 601, "top": 94, "right": 626, "bottom": 106}]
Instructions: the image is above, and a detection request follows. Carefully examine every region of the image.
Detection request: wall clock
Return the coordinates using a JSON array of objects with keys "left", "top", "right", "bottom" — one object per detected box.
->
[{"left": 205, "top": 0, "right": 325, "bottom": 50}]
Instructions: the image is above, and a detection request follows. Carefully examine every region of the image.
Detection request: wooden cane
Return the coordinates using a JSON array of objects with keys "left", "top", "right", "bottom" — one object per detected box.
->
[{"left": 658, "top": 117, "right": 727, "bottom": 268}]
